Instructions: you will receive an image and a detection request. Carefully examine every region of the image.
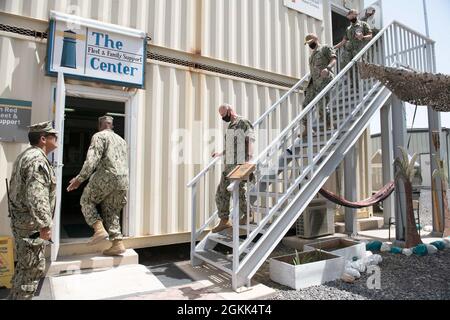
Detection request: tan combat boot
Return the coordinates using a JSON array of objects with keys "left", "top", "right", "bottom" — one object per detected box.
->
[
  {"left": 88, "top": 220, "right": 109, "bottom": 245},
  {"left": 103, "top": 240, "right": 126, "bottom": 256},
  {"left": 212, "top": 218, "right": 232, "bottom": 233}
]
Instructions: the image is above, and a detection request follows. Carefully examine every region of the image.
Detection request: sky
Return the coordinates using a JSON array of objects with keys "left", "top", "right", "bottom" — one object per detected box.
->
[{"left": 365, "top": 0, "right": 450, "bottom": 134}]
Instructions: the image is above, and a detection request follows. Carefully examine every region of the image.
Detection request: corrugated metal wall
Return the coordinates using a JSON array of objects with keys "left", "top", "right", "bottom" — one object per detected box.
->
[
  {"left": 371, "top": 132, "right": 434, "bottom": 157},
  {"left": 0, "top": 33, "right": 301, "bottom": 237},
  {"left": 0, "top": 0, "right": 362, "bottom": 78},
  {"left": 0, "top": 0, "right": 369, "bottom": 239},
  {"left": 142, "top": 62, "right": 301, "bottom": 235},
  {"left": 0, "top": 34, "right": 54, "bottom": 237},
  {"left": 371, "top": 130, "right": 450, "bottom": 189}
]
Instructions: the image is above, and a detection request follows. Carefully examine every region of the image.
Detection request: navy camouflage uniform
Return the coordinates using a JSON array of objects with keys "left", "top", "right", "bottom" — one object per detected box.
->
[
  {"left": 216, "top": 117, "right": 255, "bottom": 220},
  {"left": 77, "top": 129, "right": 129, "bottom": 241},
  {"left": 341, "top": 19, "right": 372, "bottom": 69},
  {"left": 8, "top": 122, "right": 57, "bottom": 300},
  {"left": 303, "top": 45, "right": 337, "bottom": 127}
]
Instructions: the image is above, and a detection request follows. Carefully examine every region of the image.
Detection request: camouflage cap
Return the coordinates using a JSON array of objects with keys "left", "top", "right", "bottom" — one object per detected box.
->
[
  {"left": 98, "top": 115, "right": 114, "bottom": 122},
  {"left": 304, "top": 33, "right": 318, "bottom": 45},
  {"left": 28, "top": 121, "right": 58, "bottom": 134}
]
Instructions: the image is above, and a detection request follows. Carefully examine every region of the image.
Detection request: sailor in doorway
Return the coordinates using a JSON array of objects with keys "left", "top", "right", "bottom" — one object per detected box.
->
[{"left": 67, "top": 115, "right": 129, "bottom": 256}]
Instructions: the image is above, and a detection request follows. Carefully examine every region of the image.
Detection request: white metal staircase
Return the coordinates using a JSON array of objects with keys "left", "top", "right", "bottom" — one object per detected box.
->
[{"left": 187, "top": 21, "right": 435, "bottom": 291}]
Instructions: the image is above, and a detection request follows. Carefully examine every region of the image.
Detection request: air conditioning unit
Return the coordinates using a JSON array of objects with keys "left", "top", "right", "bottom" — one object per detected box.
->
[{"left": 296, "top": 199, "right": 335, "bottom": 239}]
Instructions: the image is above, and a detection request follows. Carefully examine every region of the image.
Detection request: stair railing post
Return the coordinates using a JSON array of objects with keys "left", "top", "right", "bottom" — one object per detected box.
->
[
  {"left": 227, "top": 180, "right": 241, "bottom": 291},
  {"left": 190, "top": 182, "right": 199, "bottom": 266},
  {"left": 307, "top": 111, "right": 313, "bottom": 176}
]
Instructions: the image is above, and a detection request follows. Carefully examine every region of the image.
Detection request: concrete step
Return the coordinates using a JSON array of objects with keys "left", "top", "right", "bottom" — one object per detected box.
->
[
  {"left": 334, "top": 217, "right": 384, "bottom": 234},
  {"left": 282, "top": 234, "right": 348, "bottom": 251},
  {"left": 36, "top": 263, "right": 165, "bottom": 300},
  {"left": 47, "top": 249, "right": 138, "bottom": 276}
]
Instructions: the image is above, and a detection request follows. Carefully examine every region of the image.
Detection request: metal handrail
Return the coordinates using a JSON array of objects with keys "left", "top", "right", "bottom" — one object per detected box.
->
[
  {"left": 253, "top": 20, "right": 432, "bottom": 165},
  {"left": 191, "top": 19, "right": 435, "bottom": 289},
  {"left": 186, "top": 74, "right": 310, "bottom": 189},
  {"left": 187, "top": 20, "right": 432, "bottom": 189},
  {"left": 238, "top": 22, "right": 433, "bottom": 253}
]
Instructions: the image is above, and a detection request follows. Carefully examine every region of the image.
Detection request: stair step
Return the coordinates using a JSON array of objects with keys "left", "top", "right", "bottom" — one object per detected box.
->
[
  {"left": 250, "top": 205, "right": 283, "bottom": 213},
  {"left": 291, "top": 142, "right": 337, "bottom": 151},
  {"left": 47, "top": 249, "right": 139, "bottom": 276},
  {"left": 258, "top": 177, "right": 287, "bottom": 184},
  {"left": 239, "top": 222, "right": 271, "bottom": 235},
  {"left": 194, "top": 250, "right": 233, "bottom": 274},
  {"left": 249, "top": 191, "right": 295, "bottom": 199},
  {"left": 208, "top": 234, "right": 255, "bottom": 253},
  {"left": 287, "top": 151, "right": 331, "bottom": 160}
]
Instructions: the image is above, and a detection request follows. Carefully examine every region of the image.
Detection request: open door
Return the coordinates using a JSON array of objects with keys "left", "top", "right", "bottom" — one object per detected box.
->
[{"left": 51, "top": 72, "right": 65, "bottom": 262}]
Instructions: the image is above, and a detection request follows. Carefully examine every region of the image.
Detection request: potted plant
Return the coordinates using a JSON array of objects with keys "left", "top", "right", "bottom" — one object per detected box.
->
[
  {"left": 303, "top": 238, "right": 366, "bottom": 261},
  {"left": 269, "top": 249, "right": 344, "bottom": 290}
]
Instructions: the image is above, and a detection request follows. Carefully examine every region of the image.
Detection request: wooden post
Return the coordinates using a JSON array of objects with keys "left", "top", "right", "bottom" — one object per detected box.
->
[{"left": 431, "top": 131, "right": 444, "bottom": 234}]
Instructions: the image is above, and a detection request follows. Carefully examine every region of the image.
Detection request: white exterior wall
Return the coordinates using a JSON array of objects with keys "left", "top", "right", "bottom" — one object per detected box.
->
[
  {"left": 0, "top": 0, "right": 369, "bottom": 244},
  {"left": 0, "top": 0, "right": 363, "bottom": 78}
]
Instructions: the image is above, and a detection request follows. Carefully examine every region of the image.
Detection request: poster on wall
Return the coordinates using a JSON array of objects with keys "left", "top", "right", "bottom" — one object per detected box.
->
[
  {"left": 47, "top": 11, "right": 147, "bottom": 88},
  {"left": 0, "top": 98, "right": 32, "bottom": 143},
  {"left": 284, "top": 0, "right": 324, "bottom": 21}
]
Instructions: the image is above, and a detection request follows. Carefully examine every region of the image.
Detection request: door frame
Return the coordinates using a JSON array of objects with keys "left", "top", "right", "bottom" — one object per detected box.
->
[
  {"left": 330, "top": 3, "right": 349, "bottom": 17},
  {"left": 50, "top": 82, "right": 139, "bottom": 242}
]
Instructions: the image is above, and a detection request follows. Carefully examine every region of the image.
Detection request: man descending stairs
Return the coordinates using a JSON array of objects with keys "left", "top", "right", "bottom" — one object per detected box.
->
[
  {"left": 211, "top": 104, "right": 256, "bottom": 233},
  {"left": 188, "top": 21, "right": 435, "bottom": 291},
  {"left": 301, "top": 33, "right": 337, "bottom": 137}
]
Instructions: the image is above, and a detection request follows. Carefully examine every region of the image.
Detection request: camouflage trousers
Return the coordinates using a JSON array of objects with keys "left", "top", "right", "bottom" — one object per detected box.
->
[
  {"left": 9, "top": 228, "right": 46, "bottom": 300},
  {"left": 81, "top": 174, "right": 127, "bottom": 241},
  {"left": 340, "top": 48, "right": 364, "bottom": 70},
  {"left": 215, "top": 167, "right": 248, "bottom": 220},
  {"left": 302, "top": 77, "right": 333, "bottom": 129}
]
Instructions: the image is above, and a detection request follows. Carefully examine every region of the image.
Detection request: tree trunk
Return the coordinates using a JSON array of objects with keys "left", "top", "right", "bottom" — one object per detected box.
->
[
  {"left": 442, "top": 183, "right": 450, "bottom": 238},
  {"left": 404, "top": 179, "right": 423, "bottom": 248}
]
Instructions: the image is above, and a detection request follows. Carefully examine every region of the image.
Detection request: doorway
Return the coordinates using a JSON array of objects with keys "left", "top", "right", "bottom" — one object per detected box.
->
[
  {"left": 331, "top": 10, "right": 348, "bottom": 47},
  {"left": 60, "top": 96, "right": 126, "bottom": 241}
]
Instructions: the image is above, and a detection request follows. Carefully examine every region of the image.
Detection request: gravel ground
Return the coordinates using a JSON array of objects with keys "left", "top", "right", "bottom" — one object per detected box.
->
[
  {"left": 419, "top": 189, "right": 450, "bottom": 228},
  {"left": 254, "top": 243, "right": 450, "bottom": 300}
]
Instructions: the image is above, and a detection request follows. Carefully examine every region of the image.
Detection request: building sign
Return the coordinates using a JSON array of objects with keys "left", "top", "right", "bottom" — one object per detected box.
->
[
  {"left": 284, "top": 0, "right": 323, "bottom": 21},
  {"left": 47, "top": 11, "right": 147, "bottom": 88},
  {"left": 0, "top": 98, "right": 32, "bottom": 143}
]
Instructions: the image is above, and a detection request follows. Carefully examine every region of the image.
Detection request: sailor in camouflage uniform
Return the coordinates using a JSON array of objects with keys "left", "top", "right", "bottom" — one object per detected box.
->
[
  {"left": 301, "top": 33, "right": 337, "bottom": 136},
  {"left": 211, "top": 104, "right": 255, "bottom": 233},
  {"left": 8, "top": 121, "right": 58, "bottom": 300},
  {"left": 335, "top": 9, "right": 373, "bottom": 70},
  {"left": 67, "top": 116, "right": 128, "bottom": 256}
]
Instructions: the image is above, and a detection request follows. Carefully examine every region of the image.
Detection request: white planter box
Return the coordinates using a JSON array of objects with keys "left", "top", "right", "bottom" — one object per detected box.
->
[
  {"left": 269, "top": 250, "right": 345, "bottom": 290},
  {"left": 304, "top": 238, "right": 366, "bottom": 261}
]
